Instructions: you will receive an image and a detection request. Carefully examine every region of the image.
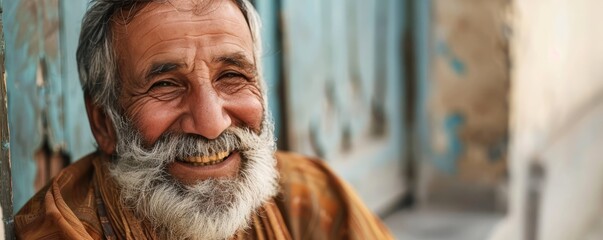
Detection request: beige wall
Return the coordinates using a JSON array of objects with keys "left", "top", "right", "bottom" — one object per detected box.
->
[
  {"left": 419, "top": 0, "right": 509, "bottom": 211},
  {"left": 490, "top": 1, "right": 603, "bottom": 239}
]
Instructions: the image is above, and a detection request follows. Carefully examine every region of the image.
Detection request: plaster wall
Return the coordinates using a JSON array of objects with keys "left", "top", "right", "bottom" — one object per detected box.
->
[{"left": 489, "top": 0, "right": 603, "bottom": 239}]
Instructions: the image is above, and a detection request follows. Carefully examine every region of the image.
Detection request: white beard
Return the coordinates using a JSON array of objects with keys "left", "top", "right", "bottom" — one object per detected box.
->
[{"left": 107, "top": 112, "right": 279, "bottom": 240}]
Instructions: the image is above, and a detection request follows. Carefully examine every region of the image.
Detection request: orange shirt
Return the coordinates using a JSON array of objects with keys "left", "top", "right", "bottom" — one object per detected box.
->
[{"left": 15, "top": 151, "right": 393, "bottom": 240}]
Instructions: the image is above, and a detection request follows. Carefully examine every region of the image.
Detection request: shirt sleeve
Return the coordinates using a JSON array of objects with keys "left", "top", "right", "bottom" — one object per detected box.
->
[{"left": 275, "top": 151, "right": 395, "bottom": 240}]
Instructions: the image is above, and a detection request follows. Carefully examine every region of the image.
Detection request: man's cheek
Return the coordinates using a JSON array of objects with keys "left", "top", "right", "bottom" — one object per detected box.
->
[
  {"left": 129, "top": 104, "right": 181, "bottom": 144},
  {"left": 228, "top": 94, "right": 264, "bottom": 131}
]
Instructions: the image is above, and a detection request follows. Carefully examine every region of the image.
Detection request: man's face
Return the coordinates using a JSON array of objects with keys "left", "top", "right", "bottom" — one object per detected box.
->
[
  {"left": 99, "top": 1, "right": 278, "bottom": 239},
  {"left": 112, "top": 0, "right": 263, "bottom": 184}
]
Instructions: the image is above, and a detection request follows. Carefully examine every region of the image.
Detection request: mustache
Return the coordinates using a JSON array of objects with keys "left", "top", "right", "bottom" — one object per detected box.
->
[
  {"left": 154, "top": 130, "right": 244, "bottom": 160},
  {"left": 114, "top": 126, "right": 265, "bottom": 165}
]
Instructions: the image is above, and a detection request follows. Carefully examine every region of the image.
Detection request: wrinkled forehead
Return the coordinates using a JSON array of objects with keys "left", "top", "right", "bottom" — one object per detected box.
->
[
  {"left": 110, "top": 0, "right": 249, "bottom": 31},
  {"left": 109, "top": 0, "right": 254, "bottom": 63},
  {"left": 154, "top": 0, "right": 224, "bottom": 12}
]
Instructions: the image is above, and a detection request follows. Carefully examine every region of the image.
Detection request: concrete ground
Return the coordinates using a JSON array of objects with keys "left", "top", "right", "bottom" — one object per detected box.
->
[{"left": 383, "top": 208, "right": 502, "bottom": 240}]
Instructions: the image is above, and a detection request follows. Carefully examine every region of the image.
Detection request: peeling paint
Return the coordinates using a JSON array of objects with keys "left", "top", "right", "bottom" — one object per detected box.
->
[
  {"left": 434, "top": 112, "right": 465, "bottom": 173},
  {"left": 429, "top": 0, "right": 509, "bottom": 179},
  {"left": 436, "top": 40, "right": 467, "bottom": 76},
  {"left": 450, "top": 57, "right": 466, "bottom": 76},
  {"left": 281, "top": 0, "right": 407, "bottom": 212},
  {"left": 5, "top": 0, "right": 64, "bottom": 211},
  {"left": 420, "top": 0, "right": 510, "bottom": 211}
]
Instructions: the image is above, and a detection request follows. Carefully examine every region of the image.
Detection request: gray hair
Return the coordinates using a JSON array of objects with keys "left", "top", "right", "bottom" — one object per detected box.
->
[{"left": 76, "top": 0, "right": 265, "bottom": 111}]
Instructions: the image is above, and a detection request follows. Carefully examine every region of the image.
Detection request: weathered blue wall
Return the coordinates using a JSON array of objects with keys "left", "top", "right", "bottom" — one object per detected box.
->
[
  {"left": 254, "top": 0, "right": 283, "bottom": 142},
  {"left": 59, "top": 0, "right": 93, "bottom": 162},
  {"left": 0, "top": 0, "right": 15, "bottom": 236},
  {"left": 4, "top": 0, "right": 58, "bottom": 211},
  {"left": 3, "top": 0, "right": 94, "bottom": 211},
  {"left": 279, "top": 0, "right": 408, "bottom": 213},
  {"left": 414, "top": 0, "right": 432, "bottom": 173}
]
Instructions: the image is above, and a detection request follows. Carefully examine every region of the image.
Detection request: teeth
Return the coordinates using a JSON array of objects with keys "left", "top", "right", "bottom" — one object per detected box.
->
[
  {"left": 182, "top": 151, "right": 230, "bottom": 165},
  {"left": 188, "top": 160, "right": 221, "bottom": 166}
]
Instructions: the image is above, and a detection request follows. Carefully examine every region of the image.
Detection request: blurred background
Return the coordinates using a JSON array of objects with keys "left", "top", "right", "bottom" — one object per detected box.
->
[{"left": 1, "top": 0, "right": 603, "bottom": 239}]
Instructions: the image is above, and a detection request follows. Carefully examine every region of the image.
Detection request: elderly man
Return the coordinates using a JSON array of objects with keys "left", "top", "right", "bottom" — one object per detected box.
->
[{"left": 14, "top": 0, "right": 393, "bottom": 239}]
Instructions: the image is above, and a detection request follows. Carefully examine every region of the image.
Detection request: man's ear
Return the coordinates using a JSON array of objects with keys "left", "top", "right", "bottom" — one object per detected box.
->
[{"left": 85, "top": 96, "right": 117, "bottom": 155}]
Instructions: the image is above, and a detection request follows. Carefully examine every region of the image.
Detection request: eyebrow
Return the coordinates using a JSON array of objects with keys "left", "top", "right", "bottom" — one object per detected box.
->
[
  {"left": 144, "top": 62, "right": 183, "bottom": 83},
  {"left": 142, "top": 53, "right": 256, "bottom": 83},
  {"left": 213, "top": 52, "right": 256, "bottom": 74}
]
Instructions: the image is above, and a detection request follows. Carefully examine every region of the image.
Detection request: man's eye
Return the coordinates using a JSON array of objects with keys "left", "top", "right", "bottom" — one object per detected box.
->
[
  {"left": 220, "top": 72, "right": 246, "bottom": 80},
  {"left": 146, "top": 80, "right": 183, "bottom": 100},
  {"left": 150, "top": 81, "right": 175, "bottom": 89}
]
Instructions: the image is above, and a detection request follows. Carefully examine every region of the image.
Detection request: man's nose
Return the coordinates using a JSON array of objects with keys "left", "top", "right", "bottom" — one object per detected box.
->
[{"left": 181, "top": 85, "right": 231, "bottom": 139}]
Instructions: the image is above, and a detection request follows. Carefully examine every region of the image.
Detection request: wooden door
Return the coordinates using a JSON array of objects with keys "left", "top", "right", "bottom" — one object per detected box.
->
[
  {"left": 3, "top": 0, "right": 92, "bottom": 213},
  {"left": 0, "top": 0, "right": 14, "bottom": 238},
  {"left": 280, "top": 0, "right": 408, "bottom": 213}
]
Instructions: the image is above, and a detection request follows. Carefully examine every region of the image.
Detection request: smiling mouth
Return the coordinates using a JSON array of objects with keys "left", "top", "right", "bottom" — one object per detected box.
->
[{"left": 178, "top": 151, "right": 232, "bottom": 166}]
